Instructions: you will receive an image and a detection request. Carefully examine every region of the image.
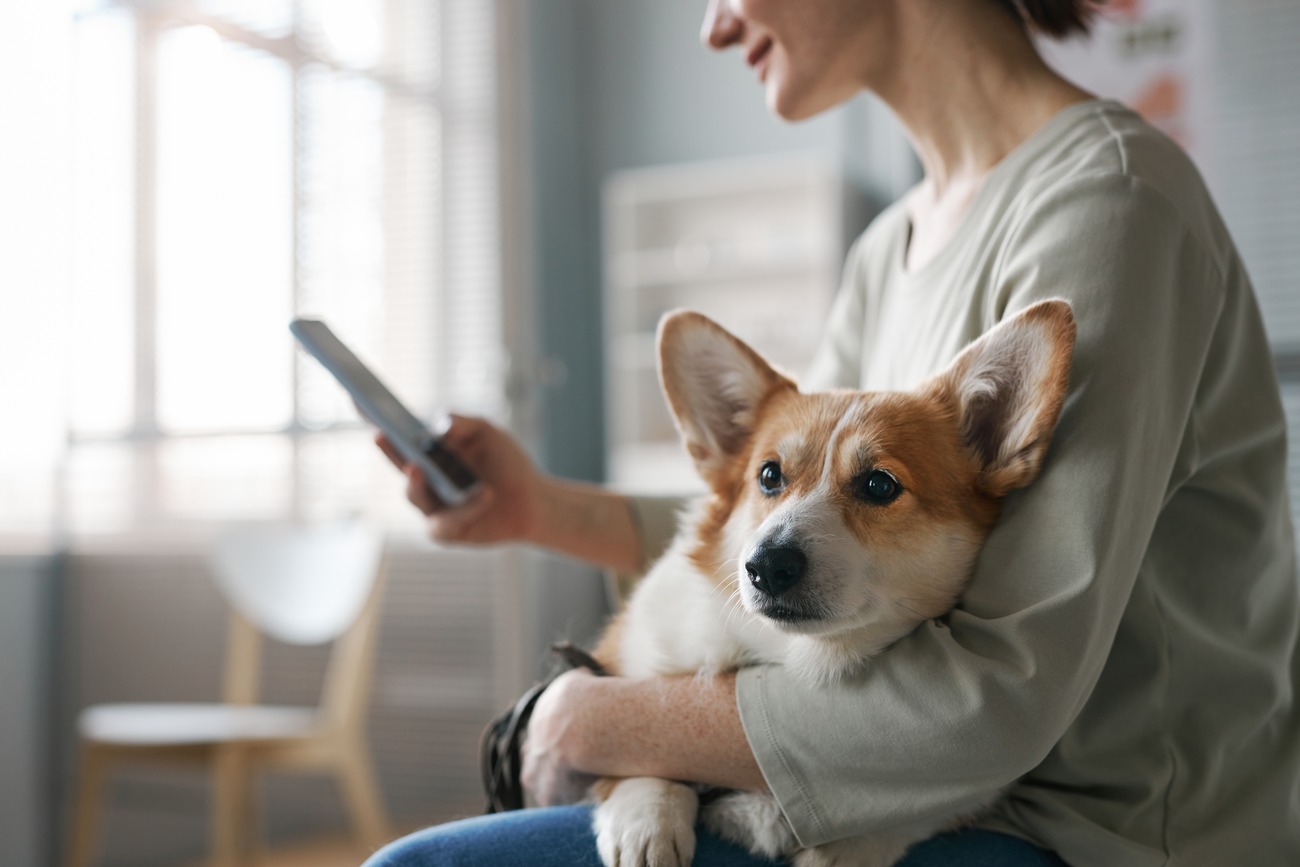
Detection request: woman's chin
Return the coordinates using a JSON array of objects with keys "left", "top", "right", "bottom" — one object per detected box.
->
[
  {"left": 766, "top": 86, "right": 802, "bottom": 121},
  {"left": 766, "top": 79, "right": 837, "bottom": 122},
  {"left": 769, "top": 92, "right": 822, "bottom": 123}
]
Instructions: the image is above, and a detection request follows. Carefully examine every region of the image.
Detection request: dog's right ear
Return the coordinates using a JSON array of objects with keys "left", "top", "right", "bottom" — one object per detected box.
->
[
  {"left": 657, "top": 310, "right": 795, "bottom": 487},
  {"left": 928, "top": 299, "right": 1076, "bottom": 499}
]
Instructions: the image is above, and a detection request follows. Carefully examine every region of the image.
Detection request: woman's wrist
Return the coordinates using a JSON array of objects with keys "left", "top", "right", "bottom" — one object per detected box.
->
[{"left": 557, "top": 672, "right": 630, "bottom": 775}]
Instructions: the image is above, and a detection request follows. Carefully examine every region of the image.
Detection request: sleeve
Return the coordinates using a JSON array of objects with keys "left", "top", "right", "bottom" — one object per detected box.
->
[
  {"left": 605, "top": 495, "right": 690, "bottom": 605},
  {"left": 735, "top": 174, "right": 1227, "bottom": 845}
]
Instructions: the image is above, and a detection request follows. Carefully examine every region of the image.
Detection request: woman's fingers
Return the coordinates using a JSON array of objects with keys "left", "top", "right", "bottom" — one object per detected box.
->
[
  {"left": 426, "top": 485, "right": 498, "bottom": 543},
  {"left": 437, "top": 413, "right": 486, "bottom": 453},
  {"left": 404, "top": 465, "right": 445, "bottom": 514},
  {"left": 376, "top": 434, "right": 445, "bottom": 514},
  {"left": 377, "top": 413, "right": 533, "bottom": 545},
  {"left": 374, "top": 432, "right": 407, "bottom": 471},
  {"left": 521, "top": 668, "right": 600, "bottom": 806},
  {"left": 404, "top": 461, "right": 505, "bottom": 544}
]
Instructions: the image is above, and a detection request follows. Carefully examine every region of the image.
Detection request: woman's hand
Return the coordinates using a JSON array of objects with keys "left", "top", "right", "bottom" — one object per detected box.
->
[
  {"left": 375, "top": 414, "right": 545, "bottom": 546},
  {"left": 521, "top": 668, "right": 602, "bottom": 807}
]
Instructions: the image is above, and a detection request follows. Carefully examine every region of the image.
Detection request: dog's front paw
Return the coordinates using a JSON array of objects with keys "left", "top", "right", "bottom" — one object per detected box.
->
[{"left": 593, "top": 777, "right": 698, "bottom": 867}]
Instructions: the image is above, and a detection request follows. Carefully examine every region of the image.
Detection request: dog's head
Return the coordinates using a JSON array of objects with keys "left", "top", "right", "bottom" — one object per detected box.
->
[{"left": 658, "top": 301, "right": 1075, "bottom": 649}]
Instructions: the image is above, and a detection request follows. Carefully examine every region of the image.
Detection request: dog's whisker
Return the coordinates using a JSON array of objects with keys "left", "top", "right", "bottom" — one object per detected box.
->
[
  {"left": 722, "top": 580, "right": 749, "bottom": 632},
  {"left": 723, "top": 579, "right": 763, "bottom": 634}
]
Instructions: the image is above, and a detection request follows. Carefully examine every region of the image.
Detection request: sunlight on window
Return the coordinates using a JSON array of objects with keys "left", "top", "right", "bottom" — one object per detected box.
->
[
  {"left": 0, "top": 1, "right": 74, "bottom": 539},
  {"left": 297, "top": 429, "right": 426, "bottom": 535},
  {"left": 194, "top": 0, "right": 293, "bottom": 39},
  {"left": 41, "top": 0, "right": 500, "bottom": 538},
  {"left": 155, "top": 26, "right": 293, "bottom": 434},
  {"left": 296, "top": 68, "right": 388, "bottom": 430},
  {"left": 69, "top": 9, "right": 134, "bottom": 435},
  {"left": 63, "top": 443, "right": 136, "bottom": 535},
  {"left": 157, "top": 436, "right": 293, "bottom": 519},
  {"left": 306, "top": 0, "right": 382, "bottom": 69}
]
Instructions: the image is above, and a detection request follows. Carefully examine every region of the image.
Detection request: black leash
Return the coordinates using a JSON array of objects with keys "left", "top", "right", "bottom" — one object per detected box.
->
[{"left": 479, "top": 641, "right": 609, "bottom": 814}]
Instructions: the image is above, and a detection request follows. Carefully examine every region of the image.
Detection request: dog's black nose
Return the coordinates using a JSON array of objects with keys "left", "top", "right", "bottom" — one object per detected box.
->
[{"left": 745, "top": 544, "right": 807, "bottom": 597}]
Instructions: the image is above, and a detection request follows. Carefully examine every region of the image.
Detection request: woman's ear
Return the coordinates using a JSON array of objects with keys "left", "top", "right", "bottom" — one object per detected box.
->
[
  {"left": 929, "top": 299, "right": 1077, "bottom": 498},
  {"left": 657, "top": 310, "right": 795, "bottom": 488}
]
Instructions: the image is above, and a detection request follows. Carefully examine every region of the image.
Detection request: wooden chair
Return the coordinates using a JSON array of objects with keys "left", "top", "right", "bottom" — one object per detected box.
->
[{"left": 65, "top": 521, "right": 392, "bottom": 867}]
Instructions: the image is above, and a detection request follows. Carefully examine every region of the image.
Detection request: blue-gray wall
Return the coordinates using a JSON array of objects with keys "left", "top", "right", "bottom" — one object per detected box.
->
[
  {"left": 582, "top": 1, "right": 867, "bottom": 181},
  {"left": 0, "top": 555, "right": 59, "bottom": 867}
]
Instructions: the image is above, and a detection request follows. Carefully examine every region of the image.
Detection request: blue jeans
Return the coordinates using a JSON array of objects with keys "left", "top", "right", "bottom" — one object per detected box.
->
[{"left": 363, "top": 805, "right": 1068, "bottom": 866}]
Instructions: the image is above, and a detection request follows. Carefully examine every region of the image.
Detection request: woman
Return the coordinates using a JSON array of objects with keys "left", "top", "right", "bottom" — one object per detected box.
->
[{"left": 367, "top": 0, "right": 1300, "bottom": 864}]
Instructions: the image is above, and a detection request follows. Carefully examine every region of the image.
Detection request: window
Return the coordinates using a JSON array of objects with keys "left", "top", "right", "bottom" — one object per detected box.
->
[{"left": 52, "top": 0, "right": 503, "bottom": 538}]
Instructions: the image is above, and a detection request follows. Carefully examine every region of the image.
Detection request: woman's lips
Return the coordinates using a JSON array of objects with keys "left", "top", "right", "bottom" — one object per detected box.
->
[{"left": 747, "top": 38, "right": 773, "bottom": 80}]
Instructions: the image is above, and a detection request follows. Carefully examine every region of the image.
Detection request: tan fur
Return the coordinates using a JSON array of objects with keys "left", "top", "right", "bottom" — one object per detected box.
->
[
  {"left": 591, "top": 611, "right": 626, "bottom": 677},
  {"left": 590, "top": 776, "right": 624, "bottom": 802}
]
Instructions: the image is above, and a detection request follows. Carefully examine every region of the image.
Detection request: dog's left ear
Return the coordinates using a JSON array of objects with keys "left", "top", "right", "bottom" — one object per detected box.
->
[
  {"left": 928, "top": 299, "right": 1076, "bottom": 498},
  {"left": 657, "top": 310, "right": 796, "bottom": 488}
]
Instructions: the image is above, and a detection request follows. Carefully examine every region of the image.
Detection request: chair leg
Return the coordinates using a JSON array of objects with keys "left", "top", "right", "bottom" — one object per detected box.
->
[
  {"left": 338, "top": 743, "right": 390, "bottom": 852},
  {"left": 212, "top": 745, "right": 251, "bottom": 867},
  {"left": 64, "top": 743, "right": 110, "bottom": 867},
  {"left": 243, "top": 768, "right": 264, "bottom": 865}
]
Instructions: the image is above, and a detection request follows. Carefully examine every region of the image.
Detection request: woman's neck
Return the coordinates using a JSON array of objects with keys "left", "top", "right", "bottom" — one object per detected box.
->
[{"left": 873, "top": 2, "right": 1094, "bottom": 198}]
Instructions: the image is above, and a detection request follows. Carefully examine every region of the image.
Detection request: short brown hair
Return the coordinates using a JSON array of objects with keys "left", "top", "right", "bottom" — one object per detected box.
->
[{"left": 999, "top": 0, "right": 1106, "bottom": 39}]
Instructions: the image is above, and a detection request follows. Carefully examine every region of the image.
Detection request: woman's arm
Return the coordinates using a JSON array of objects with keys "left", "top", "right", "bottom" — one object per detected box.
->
[
  {"left": 529, "top": 478, "right": 643, "bottom": 575},
  {"left": 522, "top": 668, "right": 766, "bottom": 806},
  {"left": 377, "top": 416, "right": 642, "bottom": 574}
]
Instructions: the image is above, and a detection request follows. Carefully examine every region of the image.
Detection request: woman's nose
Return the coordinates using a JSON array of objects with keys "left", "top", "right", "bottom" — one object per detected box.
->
[{"left": 700, "top": 0, "right": 743, "bottom": 49}]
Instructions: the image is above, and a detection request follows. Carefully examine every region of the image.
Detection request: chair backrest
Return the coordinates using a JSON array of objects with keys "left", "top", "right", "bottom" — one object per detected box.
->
[
  {"left": 209, "top": 521, "right": 389, "bottom": 731},
  {"left": 208, "top": 521, "right": 385, "bottom": 646}
]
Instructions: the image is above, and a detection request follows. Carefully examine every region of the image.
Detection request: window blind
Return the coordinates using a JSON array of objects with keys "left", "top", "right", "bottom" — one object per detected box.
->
[
  {"left": 1201, "top": 1, "right": 1300, "bottom": 549},
  {"left": 1208, "top": 0, "right": 1300, "bottom": 352},
  {"left": 51, "top": 0, "right": 504, "bottom": 538}
]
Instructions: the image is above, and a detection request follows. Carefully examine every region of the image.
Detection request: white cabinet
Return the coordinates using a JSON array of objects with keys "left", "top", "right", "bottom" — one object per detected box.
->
[{"left": 603, "top": 154, "right": 871, "bottom": 494}]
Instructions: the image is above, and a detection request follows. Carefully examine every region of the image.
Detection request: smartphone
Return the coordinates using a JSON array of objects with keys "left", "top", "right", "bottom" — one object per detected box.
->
[{"left": 290, "top": 318, "right": 480, "bottom": 507}]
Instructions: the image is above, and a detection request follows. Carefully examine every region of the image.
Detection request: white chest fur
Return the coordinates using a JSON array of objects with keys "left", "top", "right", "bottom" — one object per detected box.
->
[{"left": 617, "top": 537, "right": 787, "bottom": 680}]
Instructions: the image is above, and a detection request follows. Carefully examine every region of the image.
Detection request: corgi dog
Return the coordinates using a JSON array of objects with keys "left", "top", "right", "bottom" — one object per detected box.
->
[{"left": 584, "top": 300, "right": 1075, "bottom": 867}]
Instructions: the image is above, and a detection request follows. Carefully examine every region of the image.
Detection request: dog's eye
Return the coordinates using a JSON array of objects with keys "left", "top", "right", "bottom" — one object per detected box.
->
[
  {"left": 758, "top": 461, "right": 784, "bottom": 495},
  {"left": 859, "top": 469, "right": 902, "bottom": 504}
]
